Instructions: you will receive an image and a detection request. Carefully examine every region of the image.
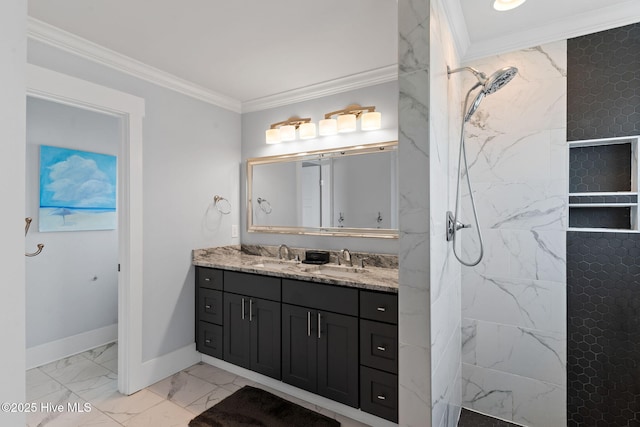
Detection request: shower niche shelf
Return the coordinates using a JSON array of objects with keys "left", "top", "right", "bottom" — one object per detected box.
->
[{"left": 568, "top": 135, "right": 640, "bottom": 232}]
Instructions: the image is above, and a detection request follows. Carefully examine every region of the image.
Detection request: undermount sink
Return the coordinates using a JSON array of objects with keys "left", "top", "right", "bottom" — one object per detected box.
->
[
  {"left": 250, "top": 259, "right": 366, "bottom": 279},
  {"left": 302, "top": 264, "right": 366, "bottom": 279},
  {"left": 250, "top": 260, "right": 298, "bottom": 270}
]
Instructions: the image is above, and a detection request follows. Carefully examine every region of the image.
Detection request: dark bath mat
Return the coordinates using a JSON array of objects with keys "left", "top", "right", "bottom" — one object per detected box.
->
[{"left": 189, "top": 385, "right": 341, "bottom": 427}]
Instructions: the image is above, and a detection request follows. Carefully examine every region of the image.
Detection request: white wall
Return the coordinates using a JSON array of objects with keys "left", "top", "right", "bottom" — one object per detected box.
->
[
  {"left": 460, "top": 41, "right": 567, "bottom": 427},
  {"left": 241, "top": 82, "right": 399, "bottom": 253},
  {"left": 28, "top": 40, "right": 242, "bottom": 363},
  {"left": 0, "top": 1, "right": 27, "bottom": 425},
  {"left": 429, "top": 0, "right": 463, "bottom": 425},
  {"left": 26, "top": 98, "right": 119, "bottom": 360}
]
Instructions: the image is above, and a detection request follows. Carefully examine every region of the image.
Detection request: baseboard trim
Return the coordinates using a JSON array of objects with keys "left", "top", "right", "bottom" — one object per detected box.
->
[
  {"left": 26, "top": 323, "right": 117, "bottom": 369},
  {"left": 137, "top": 343, "right": 201, "bottom": 390},
  {"left": 201, "top": 354, "right": 397, "bottom": 427}
]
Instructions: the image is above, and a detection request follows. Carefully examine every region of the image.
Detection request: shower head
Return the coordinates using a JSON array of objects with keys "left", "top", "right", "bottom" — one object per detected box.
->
[
  {"left": 448, "top": 65, "right": 518, "bottom": 122},
  {"left": 464, "top": 89, "right": 485, "bottom": 122},
  {"left": 483, "top": 66, "right": 518, "bottom": 94},
  {"left": 448, "top": 65, "right": 518, "bottom": 94}
]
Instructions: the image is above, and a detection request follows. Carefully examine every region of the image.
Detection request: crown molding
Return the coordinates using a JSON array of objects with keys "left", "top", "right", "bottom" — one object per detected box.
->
[
  {"left": 439, "top": 0, "right": 470, "bottom": 61},
  {"left": 463, "top": 0, "right": 640, "bottom": 63},
  {"left": 241, "top": 64, "right": 398, "bottom": 113},
  {"left": 27, "top": 18, "right": 242, "bottom": 113}
]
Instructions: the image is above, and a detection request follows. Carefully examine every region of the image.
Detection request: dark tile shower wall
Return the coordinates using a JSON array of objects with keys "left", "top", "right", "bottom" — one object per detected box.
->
[
  {"left": 567, "top": 232, "right": 640, "bottom": 426},
  {"left": 568, "top": 206, "right": 631, "bottom": 229},
  {"left": 569, "top": 143, "right": 631, "bottom": 193},
  {"left": 567, "top": 23, "right": 640, "bottom": 427},
  {"left": 567, "top": 22, "right": 640, "bottom": 141}
]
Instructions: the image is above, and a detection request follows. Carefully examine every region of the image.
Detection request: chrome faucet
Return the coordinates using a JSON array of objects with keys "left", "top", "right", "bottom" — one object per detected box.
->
[
  {"left": 278, "top": 244, "right": 291, "bottom": 260},
  {"left": 359, "top": 257, "right": 370, "bottom": 268},
  {"left": 339, "top": 249, "right": 352, "bottom": 267}
]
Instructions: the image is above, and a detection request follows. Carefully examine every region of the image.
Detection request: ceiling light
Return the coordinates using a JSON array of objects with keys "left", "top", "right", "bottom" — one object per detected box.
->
[
  {"left": 493, "top": 0, "right": 526, "bottom": 11},
  {"left": 265, "top": 116, "right": 312, "bottom": 144},
  {"left": 323, "top": 104, "right": 382, "bottom": 134}
]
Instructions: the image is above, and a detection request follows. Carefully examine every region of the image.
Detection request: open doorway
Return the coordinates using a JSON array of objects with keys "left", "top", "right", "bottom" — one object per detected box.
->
[
  {"left": 25, "top": 96, "right": 121, "bottom": 374},
  {"left": 26, "top": 64, "right": 145, "bottom": 395}
]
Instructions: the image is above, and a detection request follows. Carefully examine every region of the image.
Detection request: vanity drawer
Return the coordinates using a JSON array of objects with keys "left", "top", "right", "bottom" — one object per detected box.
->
[
  {"left": 197, "top": 267, "right": 223, "bottom": 290},
  {"left": 282, "top": 279, "right": 358, "bottom": 316},
  {"left": 360, "top": 290, "right": 397, "bottom": 324},
  {"left": 360, "top": 366, "right": 398, "bottom": 423},
  {"left": 198, "top": 289, "right": 223, "bottom": 325},
  {"left": 197, "top": 321, "right": 223, "bottom": 359},
  {"left": 224, "top": 271, "right": 280, "bottom": 301},
  {"left": 360, "top": 319, "right": 397, "bottom": 374}
]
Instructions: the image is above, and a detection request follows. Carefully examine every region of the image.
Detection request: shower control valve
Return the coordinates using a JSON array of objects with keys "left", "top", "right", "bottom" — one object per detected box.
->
[{"left": 446, "top": 211, "right": 471, "bottom": 241}]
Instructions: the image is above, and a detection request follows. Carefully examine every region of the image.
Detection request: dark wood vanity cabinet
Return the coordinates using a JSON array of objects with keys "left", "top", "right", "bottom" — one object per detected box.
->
[
  {"left": 195, "top": 266, "right": 398, "bottom": 422},
  {"left": 281, "top": 279, "right": 359, "bottom": 408},
  {"left": 195, "top": 268, "right": 224, "bottom": 359},
  {"left": 281, "top": 303, "right": 359, "bottom": 408},
  {"left": 223, "top": 271, "right": 281, "bottom": 380},
  {"left": 359, "top": 290, "right": 399, "bottom": 422}
]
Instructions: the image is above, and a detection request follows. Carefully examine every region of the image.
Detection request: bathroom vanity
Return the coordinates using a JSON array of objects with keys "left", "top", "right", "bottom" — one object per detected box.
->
[{"left": 193, "top": 246, "right": 399, "bottom": 423}]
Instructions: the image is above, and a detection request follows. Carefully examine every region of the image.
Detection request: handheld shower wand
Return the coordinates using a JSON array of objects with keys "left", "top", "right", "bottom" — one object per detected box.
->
[{"left": 446, "top": 65, "right": 518, "bottom": 267}]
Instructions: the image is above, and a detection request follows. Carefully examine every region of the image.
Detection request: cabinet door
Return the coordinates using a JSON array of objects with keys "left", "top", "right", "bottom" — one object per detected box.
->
[
  {"left": 317, "top": 311, "right": 359, "bottom": 407},
  {"left": 282, "top": 304, "right": 317, "bottom": 393},
  {"left": 223, "top": 293, "right": 251, "bottom": 369},
  {"left": 249, "top": 298, "right": 281, "bottom": 380}
]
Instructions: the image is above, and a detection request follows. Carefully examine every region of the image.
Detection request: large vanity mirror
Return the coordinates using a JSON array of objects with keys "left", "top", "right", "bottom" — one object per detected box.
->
[{"left": 247, "top": 141, "right": 398, "bottom": 238}]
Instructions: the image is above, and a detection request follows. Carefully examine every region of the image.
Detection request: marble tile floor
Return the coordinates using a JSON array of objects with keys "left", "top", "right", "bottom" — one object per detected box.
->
[{"left": 26, "top": 343, "right": 369, "bottom": 427}]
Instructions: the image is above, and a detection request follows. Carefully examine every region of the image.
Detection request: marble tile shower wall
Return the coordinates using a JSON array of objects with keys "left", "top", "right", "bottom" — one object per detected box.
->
[
  {"left": 459, "top": 41, "right": 568, "bottom": 427},
  {"left": 398, "top": 0, "right": 432, "bottom": 425},
  {"left": 429, "top": 1, "right": 462, "bottom": 426}
]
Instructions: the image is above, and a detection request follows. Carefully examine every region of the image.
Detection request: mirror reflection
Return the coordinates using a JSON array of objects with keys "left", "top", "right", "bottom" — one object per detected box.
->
[{"left": 247, "top": 141, "right": 398, "bottom": 238}]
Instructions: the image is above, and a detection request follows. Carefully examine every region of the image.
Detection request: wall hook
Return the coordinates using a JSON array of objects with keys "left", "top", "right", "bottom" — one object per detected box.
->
[{"left": 25, "top": 217, "right": 45, "bottom": 257}]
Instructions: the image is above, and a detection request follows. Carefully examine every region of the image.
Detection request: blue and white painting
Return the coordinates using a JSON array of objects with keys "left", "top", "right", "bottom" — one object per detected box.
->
[{"left": 39, "top": 145, "right": 117, "bottom": 232}]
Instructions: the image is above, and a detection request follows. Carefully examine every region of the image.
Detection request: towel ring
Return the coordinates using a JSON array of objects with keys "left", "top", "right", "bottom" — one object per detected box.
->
[
  {"left": 257, "top": 198, "right": 272, "bottom": 214},
  {"left": 213, "top": 195, "right": 231, "bottom": 215}
]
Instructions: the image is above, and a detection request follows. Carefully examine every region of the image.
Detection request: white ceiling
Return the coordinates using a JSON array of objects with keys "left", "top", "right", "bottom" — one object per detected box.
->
[
  {"left": 27, "top": 0, "right": 398, "bottom": 104},
  {"left": 27, "top": 0, "right": 640, "bottom": 110}
]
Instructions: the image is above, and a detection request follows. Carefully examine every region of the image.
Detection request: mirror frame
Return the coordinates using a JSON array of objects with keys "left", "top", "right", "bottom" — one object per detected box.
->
[{"left": 247, "top": 141, "right": 398, "bottom": 239}]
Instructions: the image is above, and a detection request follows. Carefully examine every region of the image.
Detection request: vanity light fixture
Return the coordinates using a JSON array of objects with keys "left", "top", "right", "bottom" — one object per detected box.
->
[
  {"left": 299, "top": 122, "right": 317, "bottom": 139},
  {"left": 321, "top": 104, "right": 382, "bottom": 134},
  {"left": 265, "top": 116, "right": 313, "bottom": 144},
  {"left": 493, "top": 0, "right": 526, "bottom": 11}
]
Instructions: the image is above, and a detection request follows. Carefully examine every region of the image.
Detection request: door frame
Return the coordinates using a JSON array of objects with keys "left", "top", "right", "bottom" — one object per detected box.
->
[{"left": 26, "top": 64, "right": 145, "bottom": 395}]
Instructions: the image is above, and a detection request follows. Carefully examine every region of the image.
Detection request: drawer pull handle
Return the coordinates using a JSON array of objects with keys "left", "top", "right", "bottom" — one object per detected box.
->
[
  {"left": 242, "top": 298, "right": 245, "bottom": 320},
  {"left": 204, "top": 278, "right": 211, "bottom": 282},
  {"left": 376, "top": 395, "right": 386, "bottom": 401},
  {"left": 307, "top": 312, "right": 311, "bottom": 337},
  {"left": 377, "top": 307, "right": 386, "bottom": 312},
  {"left": 205, "top": 339, "right": 211, "bottom": 344},
  {"left": 377, "top": 346, "right": 386, "bottom": 351},
  {"left": 249, "top": 299, "right": 253, "bottom": 322},
  {"left": 317, "top": 312, "right": 321, "bottom": 339},
  {"left": 205, "top": 305, "right": 211, "bottom": 309}
]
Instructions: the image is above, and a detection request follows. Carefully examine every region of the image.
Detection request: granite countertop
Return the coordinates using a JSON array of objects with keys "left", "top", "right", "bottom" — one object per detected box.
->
[{"left": 192, "top": 246, "right": 398, "bottom": 293}]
